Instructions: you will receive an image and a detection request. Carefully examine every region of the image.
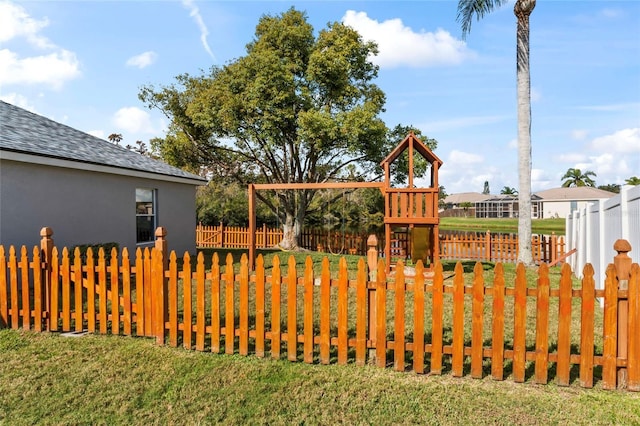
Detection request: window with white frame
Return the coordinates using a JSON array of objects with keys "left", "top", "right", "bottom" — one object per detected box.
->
[{"left": 136, "top": 188, "right": 156, "bottom": 243}]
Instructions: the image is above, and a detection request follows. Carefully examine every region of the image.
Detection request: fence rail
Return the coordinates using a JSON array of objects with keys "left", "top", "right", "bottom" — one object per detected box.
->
[
  {"left": 196, "top": 224, "right": 566, "bottom": 264},
  {"left": 1, "top": 228, "right": 638, "bottom": 391}
]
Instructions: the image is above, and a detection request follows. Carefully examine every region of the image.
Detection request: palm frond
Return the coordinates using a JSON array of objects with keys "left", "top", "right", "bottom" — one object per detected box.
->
[{"left": 457, "top": 0, "right": 509, "bottom": 38}]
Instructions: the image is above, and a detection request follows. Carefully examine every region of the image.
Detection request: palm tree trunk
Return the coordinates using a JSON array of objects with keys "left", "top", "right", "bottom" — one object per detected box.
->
[{"left": 515, "top": 0, "right": 535, "bottom": 265}]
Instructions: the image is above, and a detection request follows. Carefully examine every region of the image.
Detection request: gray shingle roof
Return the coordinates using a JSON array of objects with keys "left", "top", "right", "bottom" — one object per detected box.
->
[{"left": 0, "top": 101, "right": 205, "bottom": 183}]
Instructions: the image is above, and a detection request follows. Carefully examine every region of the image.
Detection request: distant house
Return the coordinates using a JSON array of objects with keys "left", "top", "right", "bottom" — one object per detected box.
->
[
  {"left": 475, "top": 194, "right": 543, "bottom": 219},
  {"left": 443, "top": 192, "right": 541, "bottom": 219},
  {"left": 534, "top": 186, "right": 616, "bottom": 219},
  {"left": 0, "top": 101, "right": 206, "bottom": 254},
  {"left": 443, "top": 187, "right": 616, "bottom": 219}
]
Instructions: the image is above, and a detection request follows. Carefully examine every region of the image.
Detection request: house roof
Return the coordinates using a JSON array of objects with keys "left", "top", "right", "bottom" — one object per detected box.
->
[
  {"left": 534, "top": 186, "right": 616, "bottom": 201},
  {"left": 0, "top": 101, "right": 206, "bottom": 184},
  {"left": 443, "top": 192, "right": 490, "bottom": 204}
]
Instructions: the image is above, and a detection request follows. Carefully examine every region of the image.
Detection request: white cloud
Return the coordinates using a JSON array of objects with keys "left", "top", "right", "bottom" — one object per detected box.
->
[
  {"left": 0, "top": 92, "right": 37, "bottom": 112},
  {"left": 126, "top": 51, "right": 158, "bottom": 69},
  {"left": 182, "top": 0, "right": 215, "bottom": 59},
  {"left": 590, "top": 128, "right": 640, "bottom": 154},
  {"left": 531, "top": 168, "right": 555, "bottom": 189},
  {"left": 0, "top": 49, "right": 80, "bottom": 89},
  {"left": 113, "top": 106, "right": 157, "bottom": 134},
  {"left": 341, "top": 10, "right": 473, "bottom": 68},
  {"left": 507, "top": 138, "right": 517, "bottom": 149},
  {"left": 88, "top": 130, "right": 106, "bottom": 139},
  {"left": 556, "top": 153, "right": 587, "bottom": 163},
  {"left": 0, "top": 1, "right": 52, "bottom": 48},
  {"left": 448, "top": 150, "right": 483, "bottom": 165},
  {"left": 0, "top": 2, "right": 80, "bottom": 89}
]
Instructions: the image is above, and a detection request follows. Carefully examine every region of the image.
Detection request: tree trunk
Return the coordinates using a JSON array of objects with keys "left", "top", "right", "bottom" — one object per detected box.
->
[
  {"left": 514, "top": 0, "right": 535, "bottom": 266},
  {"left": 278, "top": 206, "right": 306, "bottom": 251}
]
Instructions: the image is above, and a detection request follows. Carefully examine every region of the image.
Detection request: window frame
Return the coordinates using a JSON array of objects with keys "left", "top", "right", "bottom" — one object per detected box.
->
[{"left": 136, "top": 188, "right": 157, "bottom": 245}]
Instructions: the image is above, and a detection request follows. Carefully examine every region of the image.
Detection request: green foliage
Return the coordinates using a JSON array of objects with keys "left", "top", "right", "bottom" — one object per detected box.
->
[
  {"left": 139, "top": 8, "right": 439, "bottom": 246},
  {"left": 500, "top": 186, "right": 518, "bottom": 195},
  {"left": 597, "top": 184, "right": 620, "bottom": 194},
  {"left": 624, "top": 176, "right": 640, "bottom": 186},
  {"left": 385, "top": 125, "right": 438, "bottom": 186},
  {"left": 457, "top": 0, "right": 509, "bottom": 38},
  {"left": 197, "top": 180, "right": 277, "bottom": 226},
  {"left": 561, "top": 168, "right": 597, "bottom": 187},
  {"left": 71, "top": 242, "right": 120, "bottom": 260}
]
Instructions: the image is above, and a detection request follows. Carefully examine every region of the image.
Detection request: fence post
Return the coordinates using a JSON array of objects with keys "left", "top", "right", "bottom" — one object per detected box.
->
[
  {"left": 614, "top": 239, "right": 632, "bottom": 389},
  {"left": 366, "top": 234, "right": 378, "bottom": 363},
  {"left": 219, "top": 221, "right": 224, "bottom": 248},
  {"left": 155, "top": 227, "right": 168, "bottom": 269},
  {"left": 39, "top": 227, "right": 54, "bottom": 331},
  {"left": 154, "top": 227, "right": 169, "bottom": 328}
]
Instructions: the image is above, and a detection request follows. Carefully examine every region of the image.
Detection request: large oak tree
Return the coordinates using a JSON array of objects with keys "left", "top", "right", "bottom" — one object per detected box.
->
[{"left": 140, "top": 8, "right": 435, "bottom": 249}]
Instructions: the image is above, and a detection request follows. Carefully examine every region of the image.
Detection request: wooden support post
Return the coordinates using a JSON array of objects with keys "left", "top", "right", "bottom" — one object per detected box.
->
[
  {"left": 367, "top": 234, "right": 378, "bottom": 363},
  {"left": 40, "top": 227, "right": 54, "bottom": 331},
  {"left": 248, "top": 184, "right": 256, "bottom": 270},
  {"left": 614, "top": 239, "right": 632, "bottom": 389}
]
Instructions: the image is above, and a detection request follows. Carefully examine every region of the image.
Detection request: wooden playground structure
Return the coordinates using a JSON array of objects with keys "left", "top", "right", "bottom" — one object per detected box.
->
[{"left": 247, "top": 132, "right": 443, "bottom": 271}]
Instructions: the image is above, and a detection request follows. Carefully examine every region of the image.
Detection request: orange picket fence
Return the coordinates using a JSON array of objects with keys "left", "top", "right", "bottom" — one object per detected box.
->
[
  {"left": 1, "top": 228, "right": 639, "bottom": 391},
  {"left": 196, "top": 224, "right": 566, "bottom": 264}
]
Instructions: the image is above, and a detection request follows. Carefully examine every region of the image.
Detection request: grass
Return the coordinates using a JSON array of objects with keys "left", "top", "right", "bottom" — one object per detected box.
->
[
  {"left": 1, "top": 328, "right": 639, "bottom": 425},
  {"left": 440, "top": 217, "right": 565, "bottom": 235}
]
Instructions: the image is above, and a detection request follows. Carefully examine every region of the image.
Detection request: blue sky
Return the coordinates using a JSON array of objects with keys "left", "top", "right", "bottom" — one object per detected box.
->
[{"left": 2, "top": 0, "right": 639, "bottom": 194}]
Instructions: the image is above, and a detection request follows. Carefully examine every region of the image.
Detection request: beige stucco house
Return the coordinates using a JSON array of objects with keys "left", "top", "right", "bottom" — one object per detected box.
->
[
  {"left": 0, "top": 101, "right": 206, "bottom": 254},
  {"left": 534, "top": 187, "right": 616, "bottom": 219}
]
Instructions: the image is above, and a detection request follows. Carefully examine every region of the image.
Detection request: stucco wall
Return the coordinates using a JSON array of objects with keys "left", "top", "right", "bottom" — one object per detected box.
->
[
  {"left": 0, "top": 160, "right": 198, "bottom": 255},
  {"left": 542, "top": 200, "right": 602, "bottom": 219}
]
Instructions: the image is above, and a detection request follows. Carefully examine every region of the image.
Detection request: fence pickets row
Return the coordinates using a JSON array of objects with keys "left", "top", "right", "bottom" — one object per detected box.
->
[
  {"left": 0, "top": 244, "right": 638, "bottom": 391},
  {"left": 196, "top": 224, "right": 566, "bottom": 264}
]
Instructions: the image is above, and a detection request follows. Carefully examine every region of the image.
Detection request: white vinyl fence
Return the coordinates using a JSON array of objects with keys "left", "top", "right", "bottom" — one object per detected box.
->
[{"left": 566, "top": 185, "right": 640, "bottom": 288}]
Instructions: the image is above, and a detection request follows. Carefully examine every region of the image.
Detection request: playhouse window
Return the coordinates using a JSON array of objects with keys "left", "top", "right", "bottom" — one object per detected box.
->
[{"left": 136, "top": 188, "right": 156, "bottom": 243}]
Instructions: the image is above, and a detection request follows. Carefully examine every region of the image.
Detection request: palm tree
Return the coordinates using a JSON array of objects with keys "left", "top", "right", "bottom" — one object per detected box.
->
[
  {"left": 500, "top": 186, "right": 518, "bottom": 195},
  {"left": 457, "top": 0, "right": 536, "bottom": 265},
  {"left": 625, "top": 176, "right": 640, "bottom": 186},
  {"left": 561, "top": 168, "right": 596, "bottom": 187}
]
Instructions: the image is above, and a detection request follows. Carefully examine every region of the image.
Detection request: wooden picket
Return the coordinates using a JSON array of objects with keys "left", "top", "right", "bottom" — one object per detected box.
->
[
  {"left": 491, "top": 263, "right": 505, "bottom": 380},
  {"left": 557, "top": 263, "right": 573, "bottom": 386},
  {"left": 1, "top": 239, "right": 639, "bottom": 392}
]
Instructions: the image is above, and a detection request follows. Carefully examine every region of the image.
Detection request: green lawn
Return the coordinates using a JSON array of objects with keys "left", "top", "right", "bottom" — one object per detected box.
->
[
  {"left": 1, "top": 329, "right": 638, "bottom": 425},
  {"left": 440, "top": 217, "right": 565, "bottom": 235}
]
